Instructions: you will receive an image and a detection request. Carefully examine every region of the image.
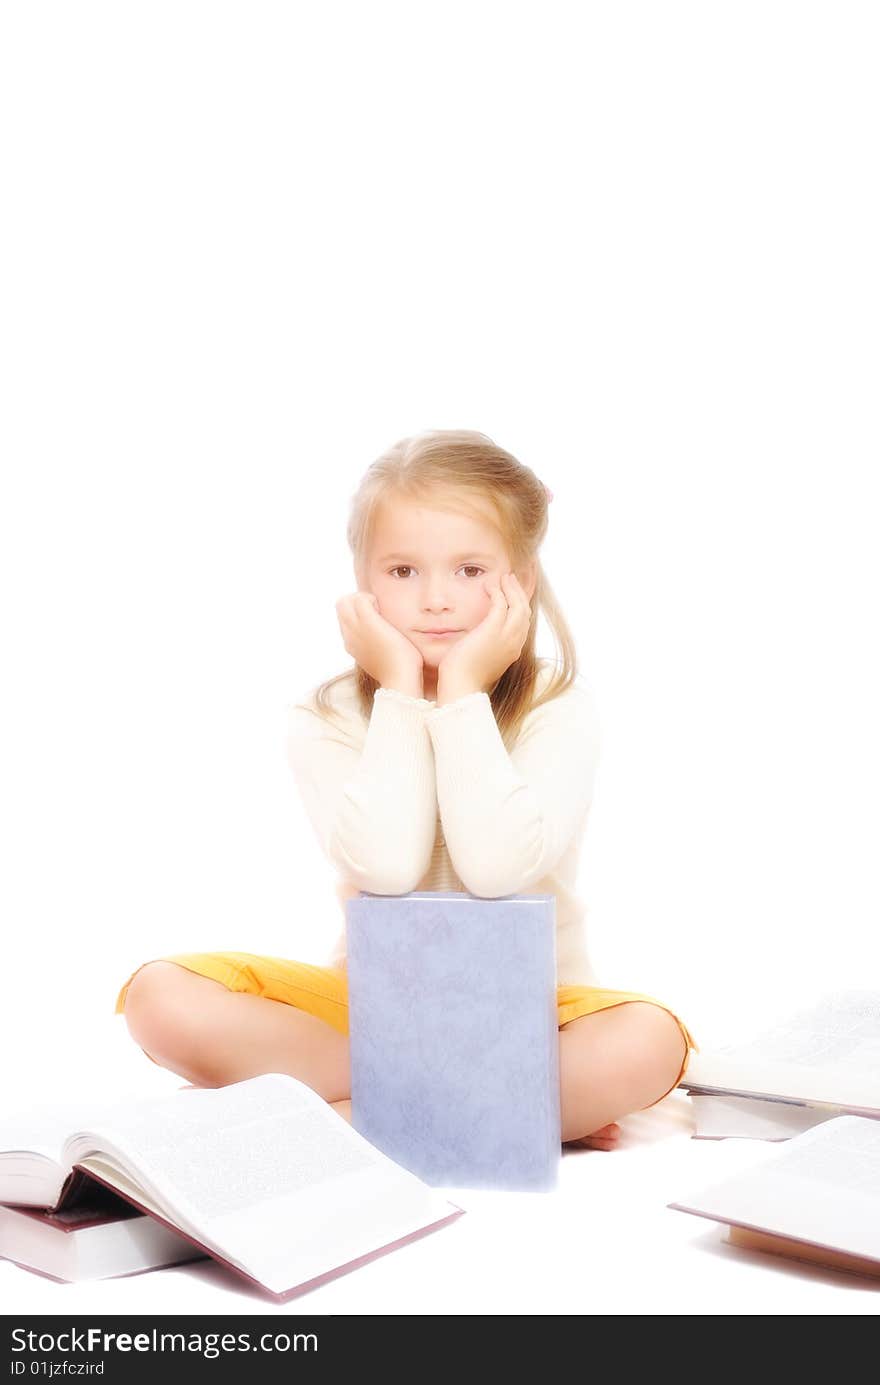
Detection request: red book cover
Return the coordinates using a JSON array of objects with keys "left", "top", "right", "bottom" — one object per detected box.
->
[{"left": 8, "top": 1200, "right": 142, "bottom": 1233}]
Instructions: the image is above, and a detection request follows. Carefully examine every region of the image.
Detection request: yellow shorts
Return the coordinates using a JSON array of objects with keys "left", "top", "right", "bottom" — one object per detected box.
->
[{"left": 114, "top": 950, "right": 699, "bottom": 1107}]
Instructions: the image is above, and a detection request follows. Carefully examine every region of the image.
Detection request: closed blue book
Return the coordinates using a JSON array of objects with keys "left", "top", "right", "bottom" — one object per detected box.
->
[{"left": 346, "top": 890, "right": 561, "bottom": 1191}]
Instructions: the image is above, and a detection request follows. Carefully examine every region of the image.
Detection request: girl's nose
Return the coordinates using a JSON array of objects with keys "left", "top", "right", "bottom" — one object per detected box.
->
[{"left": 423, "top": 583, "right": 454, "bottom": 608}]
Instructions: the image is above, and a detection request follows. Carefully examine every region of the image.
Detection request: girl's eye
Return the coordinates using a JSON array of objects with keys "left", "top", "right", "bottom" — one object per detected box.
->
[{"left": 388, "top": 565, "right": 485, "bottom": 579}]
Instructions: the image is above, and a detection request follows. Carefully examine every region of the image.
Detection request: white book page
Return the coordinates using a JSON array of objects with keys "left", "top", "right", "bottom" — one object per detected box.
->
[
  {"left": 670, "top": 1115, "right": 880, "bottom": 1260},
  {"left": 61, "top": 1073, "right": 452, "bottom": 1288},
  {"left": 0, "top": 1097, "right": 144, "bottom": 1205},
  {"left": 211, "top": 1161, "right": 456, "bottom": 1295},
  {"left": 684, "top": 989, "right": 880, "bottom": 1106},
  {"left": 689, "top": 1093, "right": 836, "bottom": 1141},
  {"left": 0, "top": 1098, "right": 128, "bottom": 1166},
  {"left": 717, "top": 990, "right": 880, "bottom": 1066}
]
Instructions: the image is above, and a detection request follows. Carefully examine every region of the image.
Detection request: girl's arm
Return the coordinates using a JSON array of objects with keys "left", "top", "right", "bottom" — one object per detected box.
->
[
  {"left": 288, "top": 686, "right": 437, "bottom": 895},
  {"left": 423, "top": 683, "right": 601, "bottom": 898}
]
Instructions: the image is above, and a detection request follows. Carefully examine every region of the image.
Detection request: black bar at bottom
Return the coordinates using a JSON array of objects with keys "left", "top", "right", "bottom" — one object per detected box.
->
[{"left": 3, "top": 1316, "right": 582, "bottom": 1379}]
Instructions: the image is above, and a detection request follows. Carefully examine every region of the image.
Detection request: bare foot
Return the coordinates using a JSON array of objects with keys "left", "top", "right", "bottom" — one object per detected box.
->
[{"left": 564, "top": 1121, "right": 622, "bottom": 1151}]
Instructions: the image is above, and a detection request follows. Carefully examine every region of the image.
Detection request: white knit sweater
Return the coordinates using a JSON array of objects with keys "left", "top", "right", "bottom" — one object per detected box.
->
[{"left": 286, "top": 659, "right": 602, "bottom": 986}]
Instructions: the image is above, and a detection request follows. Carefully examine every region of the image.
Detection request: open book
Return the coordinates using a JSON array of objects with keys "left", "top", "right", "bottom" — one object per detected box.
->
[
  {"left": 0, "top": 1074, "right": 464, "bottom": 1300},
  {"left": 668, "top": 1114, "right": 880, "bottom": 1280},
  {"left": 680, "top": 989, "right": 880, "bottom": 1116}
]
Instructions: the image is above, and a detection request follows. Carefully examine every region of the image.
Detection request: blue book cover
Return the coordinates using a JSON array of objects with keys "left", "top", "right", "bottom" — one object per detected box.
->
[{"left": 346, "top": 890, "right": 561, "bottom": 1191}]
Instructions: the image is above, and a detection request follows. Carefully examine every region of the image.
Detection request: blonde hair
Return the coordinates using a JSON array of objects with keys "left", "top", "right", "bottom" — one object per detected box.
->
[{"left": 307, "top": 429, "right": 581, "bottom": 751}]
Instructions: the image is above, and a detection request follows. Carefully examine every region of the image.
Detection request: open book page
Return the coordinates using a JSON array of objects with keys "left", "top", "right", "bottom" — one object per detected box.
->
[
  {"left": 0, "top": 1098, "right": 135, "bottom": 1207},
  {"left": 682, "top": 989, "right": 880, "bottom": 1108},
  {"left": 62, "top": 1073, "right": 459, "bottom": 1295},
  {"left": 668, "top": 1115, "right": 880, "bottom": 1263},
  {"left": 0, "top": 1098, "right": 132, "bottom": 1164}
]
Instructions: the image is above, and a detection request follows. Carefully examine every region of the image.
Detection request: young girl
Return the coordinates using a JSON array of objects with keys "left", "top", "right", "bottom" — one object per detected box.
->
[{"left": 115, "top": 429, "right": 698, "bottom": 1151}]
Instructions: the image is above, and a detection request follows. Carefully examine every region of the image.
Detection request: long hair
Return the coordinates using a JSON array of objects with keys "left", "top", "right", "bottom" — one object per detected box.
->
[{"left": 302, "top": 429, "right": 581, "bottom": 752}]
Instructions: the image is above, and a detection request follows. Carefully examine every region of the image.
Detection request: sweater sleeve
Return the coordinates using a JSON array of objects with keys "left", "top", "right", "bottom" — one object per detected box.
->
[
  {"left": 287, "top": 686, "right": 438, "bottom": 895},
  {"left": 422, "top": 684, "right": 600, "bottom": 898}
]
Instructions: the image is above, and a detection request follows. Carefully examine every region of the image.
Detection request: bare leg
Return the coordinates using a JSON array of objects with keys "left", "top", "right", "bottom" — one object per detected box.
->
[
  {"left": 122, "top": 961, "right": 351, "bottom": 1102},
  {"left": 128, "top": 969, "right": 686, "bottom": 1147},
  {"left": 559, "top": 1001, "right": 688, "bottom": 1149}
]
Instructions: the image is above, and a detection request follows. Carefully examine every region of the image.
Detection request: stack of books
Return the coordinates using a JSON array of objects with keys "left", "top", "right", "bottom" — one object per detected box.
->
[
  {"left": 679, "top": 989, "right": 880, "bottom": 1140},
  {"left": 0, "top": 1074, "right": 463, "bottom": 1297},
  {"left": 667, "top": 989, "right": 880, "bottom": 1279}
]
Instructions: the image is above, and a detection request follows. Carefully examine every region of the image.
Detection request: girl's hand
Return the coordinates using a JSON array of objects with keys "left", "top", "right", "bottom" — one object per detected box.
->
[
  {"left": 335, "top": 591, "right": 424, "bottom": 688},
  {"left": 435, "top": 572, "right": 531, "bottom": 692}
]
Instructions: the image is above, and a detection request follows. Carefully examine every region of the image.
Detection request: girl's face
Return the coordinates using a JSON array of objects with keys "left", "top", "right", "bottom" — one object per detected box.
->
[{"left": 365, "top": 495, "right": 536, "bottom": 675}]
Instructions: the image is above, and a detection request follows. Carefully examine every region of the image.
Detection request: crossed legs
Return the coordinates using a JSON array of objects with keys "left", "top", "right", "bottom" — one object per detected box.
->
[{"left": 121, "top": 962, "right": 687, "bottom": 1150}]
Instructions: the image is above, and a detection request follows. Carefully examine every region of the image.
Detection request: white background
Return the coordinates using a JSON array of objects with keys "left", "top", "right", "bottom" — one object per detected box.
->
[{"left": 1, "top": 1, "right": 878, "bottom": 1316}]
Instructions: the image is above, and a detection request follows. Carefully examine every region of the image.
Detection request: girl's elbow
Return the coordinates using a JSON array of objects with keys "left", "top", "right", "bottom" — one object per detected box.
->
[
  {"left": 454, "top": 835, "right": 548, "bottom": 898},
  {"left": 329, "top": 839, "right": 421, "bottom": 896}
]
